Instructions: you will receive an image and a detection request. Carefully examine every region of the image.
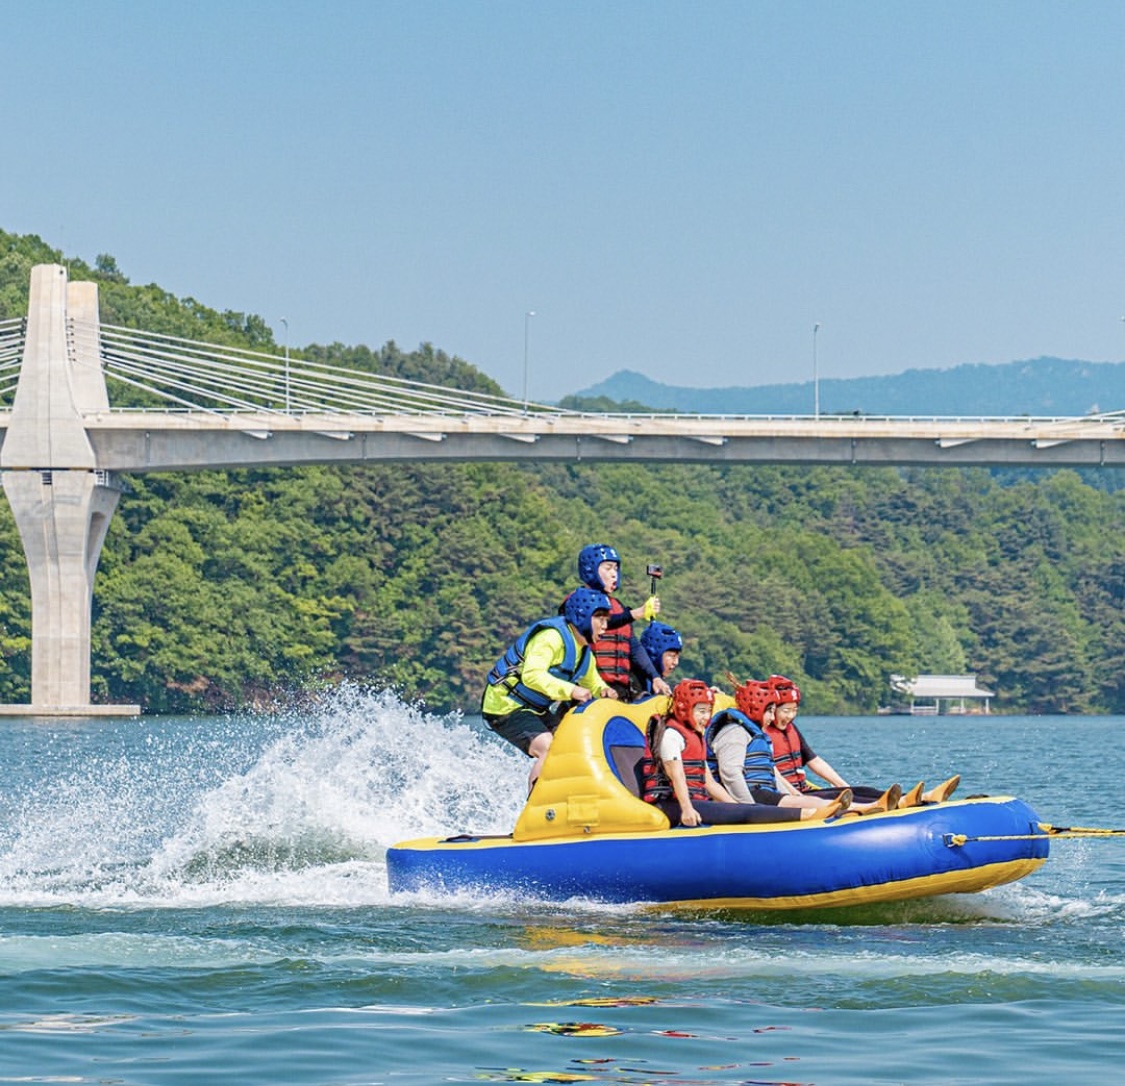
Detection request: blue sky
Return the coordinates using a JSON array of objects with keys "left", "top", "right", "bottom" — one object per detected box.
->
[{"left": 5, "top": 0, "right": 1124, "bottom": 401}]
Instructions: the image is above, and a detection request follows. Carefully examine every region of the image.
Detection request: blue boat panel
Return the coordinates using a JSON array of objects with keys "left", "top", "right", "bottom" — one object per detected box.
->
[{"left": 386, "top": 798, "right": 1048, "bottom": 908}]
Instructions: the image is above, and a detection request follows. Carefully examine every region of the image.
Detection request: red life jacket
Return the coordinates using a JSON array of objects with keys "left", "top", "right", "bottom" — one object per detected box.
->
[
  {"left": 642, "top": 717, "right": 708, "bottom": 804},
  {"left": 765, "top": 720, "right": 808, "bottom": 790},
  {"left": 591, "top": 597, "right": 632, "bottom": 687}
]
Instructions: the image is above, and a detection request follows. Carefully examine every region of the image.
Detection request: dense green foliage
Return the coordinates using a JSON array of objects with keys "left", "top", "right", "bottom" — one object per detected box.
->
[{"left": 3, "top": 229, "right": 1125, "bottom": 713}]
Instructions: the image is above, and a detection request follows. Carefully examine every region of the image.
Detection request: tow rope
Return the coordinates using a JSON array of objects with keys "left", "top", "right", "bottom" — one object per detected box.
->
[{"left": 944, "top": 822, "right": 1125, "bottom": 847}]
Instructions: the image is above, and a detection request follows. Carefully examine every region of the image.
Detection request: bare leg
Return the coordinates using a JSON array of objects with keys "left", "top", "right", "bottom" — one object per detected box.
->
[
  {"left": 778, "top": 790, "right": 839, "bottom": 811},
  {"left": 526, "top": 732, "right": 554, "bottom": 792}
]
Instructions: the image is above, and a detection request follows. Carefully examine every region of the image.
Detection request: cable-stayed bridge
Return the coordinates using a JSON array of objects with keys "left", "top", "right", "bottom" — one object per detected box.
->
[{"left": 2, "top": 263, "right": 1123, "bottom": 715}]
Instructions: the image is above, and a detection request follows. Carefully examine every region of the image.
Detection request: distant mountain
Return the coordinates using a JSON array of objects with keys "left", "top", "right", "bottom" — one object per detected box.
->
[{"left": 568, "top": 358, "right": 1124, "bottom": 417}]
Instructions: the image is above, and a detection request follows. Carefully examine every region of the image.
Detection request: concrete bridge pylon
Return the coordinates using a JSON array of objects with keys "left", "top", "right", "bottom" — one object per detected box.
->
[{"left": 0, "top": 264, "right": 138, "bottom": 716}]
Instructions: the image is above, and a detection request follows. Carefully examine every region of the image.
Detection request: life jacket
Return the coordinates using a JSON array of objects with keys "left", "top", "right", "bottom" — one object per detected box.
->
[
  {"left": 642, "top": 716, "right": 708, "bottom": 804},
  {"left": 765, "top": 720, "right": 807, "bottom": 790},
  {"left": 486, "top": 617, "right": 589, "bottom": 712},
  {"left": 591, "top": 596, "right": 632, "bottom": 687},
  {"left": 705, "top": 709, "right": 776, "bottom": 789}
]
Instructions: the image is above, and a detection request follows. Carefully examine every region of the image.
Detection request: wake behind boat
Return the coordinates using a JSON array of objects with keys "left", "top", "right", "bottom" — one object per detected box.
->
[{"left": 386, "top": 697, "right": 1049, "bottom": 909}]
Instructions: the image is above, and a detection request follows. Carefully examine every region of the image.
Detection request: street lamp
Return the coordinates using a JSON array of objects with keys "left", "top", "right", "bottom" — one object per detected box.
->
[
  {"left": 523, "top": 310, "right": 535, "bottom": 414},
  {"left": 813, "top": 322, "right": 821, "bottom": 420},
  {"left": 280, "top": 317, "right": 290, "bottom": 413}
]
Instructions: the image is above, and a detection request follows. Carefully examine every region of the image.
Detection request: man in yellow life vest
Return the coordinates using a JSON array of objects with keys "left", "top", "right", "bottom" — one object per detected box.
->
[{"left": 483, "top": 587, "right": 619, "bottom": 791}]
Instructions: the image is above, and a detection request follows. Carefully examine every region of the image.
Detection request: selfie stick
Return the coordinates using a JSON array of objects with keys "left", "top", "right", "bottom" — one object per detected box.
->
[{"left": 647, "top": 563, "right": 663, "bottom": 609}]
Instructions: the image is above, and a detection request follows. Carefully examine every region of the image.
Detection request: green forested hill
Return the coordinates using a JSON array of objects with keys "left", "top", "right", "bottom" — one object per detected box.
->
[{"left": 3, "top": 230, "right": 1124, "bottom": 714}]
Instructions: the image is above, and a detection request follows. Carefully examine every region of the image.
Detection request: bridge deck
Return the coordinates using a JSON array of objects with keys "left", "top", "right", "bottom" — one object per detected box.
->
[{"left": 1, "top": 410, "right": 1120, "bottom": 471}]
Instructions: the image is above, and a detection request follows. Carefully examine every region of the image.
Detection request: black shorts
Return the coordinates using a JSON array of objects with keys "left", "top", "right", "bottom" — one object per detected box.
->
[{"left": 484, "top": 707, "right": 553, "bottom": 755}]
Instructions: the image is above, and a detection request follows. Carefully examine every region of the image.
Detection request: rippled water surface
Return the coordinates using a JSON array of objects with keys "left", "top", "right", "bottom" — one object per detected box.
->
[{"left": 2, "top": 692, "right": 1123, "bottom": 1084}]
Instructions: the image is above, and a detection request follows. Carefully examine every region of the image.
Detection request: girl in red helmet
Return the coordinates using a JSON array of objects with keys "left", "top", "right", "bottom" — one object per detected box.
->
[{"left": 641, "top": 680, "right": 851, "bottom": 827}]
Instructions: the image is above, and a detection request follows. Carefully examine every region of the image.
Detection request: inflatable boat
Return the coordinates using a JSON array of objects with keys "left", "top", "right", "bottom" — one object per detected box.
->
[{"left": 386, "top": 697, "right": 1049, "bottom": 910}]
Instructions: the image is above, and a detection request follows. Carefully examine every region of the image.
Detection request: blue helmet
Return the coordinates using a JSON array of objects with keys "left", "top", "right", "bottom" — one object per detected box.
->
[
  {"left": 563, "top": 587, "right": 612, "bottom": 640},
  {"left": 640, "top": 621, "right": 683, "bottom": 663},
  {"left": 578, "top": 544, "right": 621, "bottom": 590}
]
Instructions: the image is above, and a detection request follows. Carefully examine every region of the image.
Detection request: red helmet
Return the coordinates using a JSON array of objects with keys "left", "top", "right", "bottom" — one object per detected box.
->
[
  {"left": 734, "top": 679, "right": 774, "bottom": 724},
  {"left": 767, "top": 675, "right": 801, "bottom": 706},
  {"left": 671, "top": 679, "right": 714, "bottom": 725}
]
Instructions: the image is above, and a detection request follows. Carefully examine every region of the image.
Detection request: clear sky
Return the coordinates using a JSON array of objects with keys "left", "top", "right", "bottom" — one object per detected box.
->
[{"left": 5, "top": 0, "right": 1124, "bottom": 401}]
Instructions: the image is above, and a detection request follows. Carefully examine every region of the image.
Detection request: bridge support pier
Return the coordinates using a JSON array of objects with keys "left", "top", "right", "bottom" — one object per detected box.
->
[
  {"left": 0, "top": 469, "right": 132, "bottom": 715},
  {"left": 0, "top": 264, "right": 138, "bottom": 716}
]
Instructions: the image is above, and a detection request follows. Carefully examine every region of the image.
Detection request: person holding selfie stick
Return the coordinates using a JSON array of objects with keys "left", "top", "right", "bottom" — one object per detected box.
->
[{"left": 561, "top": 544, "right": 670, "bottom": 700}]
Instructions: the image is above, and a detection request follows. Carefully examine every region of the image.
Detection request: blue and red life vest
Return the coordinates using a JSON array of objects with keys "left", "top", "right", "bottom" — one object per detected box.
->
[{"left": 705, "top": 708, "right": 776, "bottom": 789}]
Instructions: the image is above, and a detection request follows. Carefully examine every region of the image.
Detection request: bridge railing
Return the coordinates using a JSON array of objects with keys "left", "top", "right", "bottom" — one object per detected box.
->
[{"left": 80, "top": 405, "right": 1125, "bottom": 426}]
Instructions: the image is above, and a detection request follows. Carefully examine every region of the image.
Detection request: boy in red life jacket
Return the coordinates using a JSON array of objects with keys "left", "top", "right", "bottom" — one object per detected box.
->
[
  {"left": 562, "top": 544, "right": 671, "bottom": 701},
  {"left": 641, "top": 680, "right": 851, "bottom": 828},
  {"left": 762, "top": 676, "right": 959, "bottom": 807}
]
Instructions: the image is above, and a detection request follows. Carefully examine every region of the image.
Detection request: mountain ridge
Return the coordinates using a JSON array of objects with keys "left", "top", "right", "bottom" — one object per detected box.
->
[{"left": 568, "top": 357, "right": 1124, "bottom": 417}]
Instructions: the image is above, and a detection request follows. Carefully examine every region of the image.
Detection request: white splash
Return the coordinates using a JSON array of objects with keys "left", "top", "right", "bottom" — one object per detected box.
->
[{"left": 0, "top": 685, "right": 526, "bottom": 908}]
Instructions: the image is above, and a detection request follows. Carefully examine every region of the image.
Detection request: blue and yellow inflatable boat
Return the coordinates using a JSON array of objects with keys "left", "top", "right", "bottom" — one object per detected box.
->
[{"left": 386, "top": 697, "right": 1049, "bottom": 909}]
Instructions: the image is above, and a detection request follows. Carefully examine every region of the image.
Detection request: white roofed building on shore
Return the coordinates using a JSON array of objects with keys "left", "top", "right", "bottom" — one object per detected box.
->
[{"left": 885, "top": 674, "right": 994, "bottom": 715}]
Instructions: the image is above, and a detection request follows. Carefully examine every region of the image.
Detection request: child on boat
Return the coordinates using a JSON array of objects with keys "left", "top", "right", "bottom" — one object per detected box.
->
[
  {"left": 713, "top": 678, "right": 901, "bottom": 814},
  {"left": 641, "top": 679, "right": 852, "bottom": 827},
  {"left": 635, "top": 621, "right": 683, "bottom": 696},
  {"left": 760, "top": 675, "right": 960, "bottom": 807},
  {"left": 483, "top": 587, "right": 618, "bottom": 791},
  {"left": 562, "top": 544, "right": 671, "bottom": 701}
]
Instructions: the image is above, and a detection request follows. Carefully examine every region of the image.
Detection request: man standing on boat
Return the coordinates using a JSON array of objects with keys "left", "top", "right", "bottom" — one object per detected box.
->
[
  {"left": 483, "top": 587, "right": 618, "bottom": 791},
  {"left": 562, "top": 544, "right": 671, "bottom": 701}
]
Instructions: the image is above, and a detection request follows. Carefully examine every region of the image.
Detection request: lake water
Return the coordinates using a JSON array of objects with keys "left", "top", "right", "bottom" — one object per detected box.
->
[{"left": 1, "top": 687, "right": 1123, "bottom": 1085}]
